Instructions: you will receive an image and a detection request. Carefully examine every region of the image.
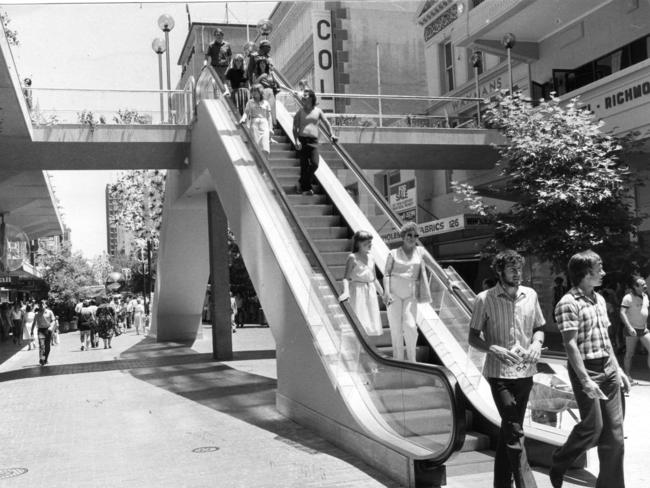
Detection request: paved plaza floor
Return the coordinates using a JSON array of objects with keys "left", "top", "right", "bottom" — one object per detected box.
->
[{"left": 0, "top": 324, "right": 648, "bottom": 487}]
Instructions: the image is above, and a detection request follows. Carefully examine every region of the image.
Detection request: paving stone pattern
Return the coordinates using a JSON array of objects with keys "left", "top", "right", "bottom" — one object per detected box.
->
[{"left": 0, "top": 325, "right": 648, "bottom": 487}]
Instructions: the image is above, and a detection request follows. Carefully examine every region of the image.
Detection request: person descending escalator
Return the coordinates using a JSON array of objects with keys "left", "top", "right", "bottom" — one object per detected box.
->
[
  {"left": 205, "top": 28, "right": 232, "bottom": 80},
  {"left": 224, "top": 54, "right": 249, "bottom": 116},
  {"left": 240, "top": 84, "right": 273, "bottom": 158},
  {"left": 292, "top": 89, "right": 338, "bottom": 196},
  {"left": 338, "top": 231, "right": 385, "bottom": 337}
]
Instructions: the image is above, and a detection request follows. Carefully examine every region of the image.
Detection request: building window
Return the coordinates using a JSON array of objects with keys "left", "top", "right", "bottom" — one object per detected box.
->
[
  {"left": 553, "top": 33, "right": 650, "bottom": 95},
  {"left": 467, "top": 49, "right": 484, "bottom": 80},
  {"left": 443, "top": 41, "right": 455, "bottom": 92}
]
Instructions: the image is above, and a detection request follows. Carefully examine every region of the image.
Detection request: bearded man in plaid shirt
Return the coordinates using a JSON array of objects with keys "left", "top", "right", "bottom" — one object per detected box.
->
[{"left": 550, "top": 250, "right": 630, "bottom": 488}]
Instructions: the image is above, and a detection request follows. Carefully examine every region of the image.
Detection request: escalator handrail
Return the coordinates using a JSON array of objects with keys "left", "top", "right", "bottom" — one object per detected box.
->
[
  {"left": 200, "top": 65, "right": 465, "bottom": 462},
  {"left": 271, "top": 69, "right": 475, "bottom": 316}
]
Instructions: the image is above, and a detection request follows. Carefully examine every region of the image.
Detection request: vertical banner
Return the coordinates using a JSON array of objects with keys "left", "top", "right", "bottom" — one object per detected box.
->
[
  {"left": 312, "top": 10, "right": 335, "bottom": 113},
  {"left": 389, "top": 179, "right": 417, "bottom": 223}
]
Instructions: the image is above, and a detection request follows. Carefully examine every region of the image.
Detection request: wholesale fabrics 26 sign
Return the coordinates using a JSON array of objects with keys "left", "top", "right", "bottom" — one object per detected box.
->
[
  {"left": 389, "top": 179, "right": 417, "bottom": 222},
  {"left": 381, "top": 214, "right": 466, "bottom": 244}
]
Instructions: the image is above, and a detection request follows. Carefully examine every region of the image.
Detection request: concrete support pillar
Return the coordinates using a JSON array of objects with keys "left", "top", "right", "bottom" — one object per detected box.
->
[{"left": 207, "top": 191, "right": 232, "bottom": 360}]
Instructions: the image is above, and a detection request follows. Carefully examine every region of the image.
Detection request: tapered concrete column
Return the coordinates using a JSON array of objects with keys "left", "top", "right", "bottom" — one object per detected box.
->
[{"left": 207, "top": 191, "right": 232, "bottom": 360}]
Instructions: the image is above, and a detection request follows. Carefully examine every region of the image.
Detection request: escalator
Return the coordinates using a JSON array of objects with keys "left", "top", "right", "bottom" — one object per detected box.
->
[
  {"left": 189, "top": 66, "right": 465, "bottom": 488},
  {"left": 267, "top": 70, "right": 579, "bottom": 462}
]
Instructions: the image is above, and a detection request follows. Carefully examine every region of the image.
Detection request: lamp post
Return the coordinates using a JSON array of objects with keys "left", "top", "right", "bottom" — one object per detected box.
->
[
  {"left": 470, "top": 50, "right": 482, "bottom": 125},
  {"left": 501, "top": 33, "right": 516, "bottom": 94},
  {"left": 158, "top": 14, "right": 175, "bottom": 123},
  {"left": 151, "top": 38, "right": 166, "bottom": 123}
]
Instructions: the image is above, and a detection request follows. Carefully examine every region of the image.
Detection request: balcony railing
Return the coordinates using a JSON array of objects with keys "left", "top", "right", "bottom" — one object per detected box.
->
[
  {"left": 276, "top": 91, "right": 486, "bottom": 129},
  {"left": 26, "top": 87, "right": 194, "bottom": 126}
]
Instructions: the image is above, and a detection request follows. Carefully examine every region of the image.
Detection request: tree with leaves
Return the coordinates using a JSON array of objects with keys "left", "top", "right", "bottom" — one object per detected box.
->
[
  {"left": 1, "top": 9, "right": 18, "bottom": 46},
  {"left": 91, "top": 252, "right": 113, "bottom": 286},
  {"left": 452, "top": 92, "right": 643, "bottom": 273},
  {"left": 109, "top": 170, "right": 165, "bottom": 243},
  {"left": 37, "top": 242, "right": 94, "bottom": 303}
]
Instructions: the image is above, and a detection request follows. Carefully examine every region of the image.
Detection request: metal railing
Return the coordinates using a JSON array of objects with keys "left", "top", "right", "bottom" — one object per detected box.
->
[
  {"left": 26, "top": 87, "right": 193, "bottom": 126},
  {"left": 276, "top": 90, "right": 486, "bottom": 128},
  {"left": 198, "top": 65, "right": 466, "bottom": 463}
]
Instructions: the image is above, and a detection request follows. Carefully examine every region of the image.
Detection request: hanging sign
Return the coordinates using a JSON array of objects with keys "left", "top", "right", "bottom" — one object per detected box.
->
[
  {"left": 312, "top": 10, "right": 335, "bottom": 113},
  {"left": 389, "top": 179, "right": 417, "bottom": 223}
]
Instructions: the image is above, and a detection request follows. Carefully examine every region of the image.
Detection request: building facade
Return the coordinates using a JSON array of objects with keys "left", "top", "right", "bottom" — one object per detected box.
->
[{"left": 105, "top": 184, "right": 133, "bottom": 258}]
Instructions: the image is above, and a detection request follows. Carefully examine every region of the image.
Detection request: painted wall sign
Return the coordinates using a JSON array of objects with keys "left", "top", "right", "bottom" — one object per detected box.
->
[
  {"left": 381, "top": 214, "right": 466, "bottom": 243},
  {"left": 389, "top": 179, "right": 417, "bottom": 223},
  {"left": 312, "top": 10, "right": 335, "bottom": 113}
]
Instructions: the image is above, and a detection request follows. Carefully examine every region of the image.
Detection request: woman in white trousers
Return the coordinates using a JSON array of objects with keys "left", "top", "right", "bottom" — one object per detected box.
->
[{"left": 383, "top": 222, "right": 431, "bottom": 362}]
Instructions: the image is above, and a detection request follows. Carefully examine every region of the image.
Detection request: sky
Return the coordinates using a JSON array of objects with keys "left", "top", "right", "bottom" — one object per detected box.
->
[{"left": 4, "top": 1, "right": 276, "bottom": 259}]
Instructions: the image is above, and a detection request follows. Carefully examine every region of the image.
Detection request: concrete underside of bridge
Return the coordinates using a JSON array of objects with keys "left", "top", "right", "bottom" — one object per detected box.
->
[{"left": 336, "top": 126, "right": 504, "bottom": 169}]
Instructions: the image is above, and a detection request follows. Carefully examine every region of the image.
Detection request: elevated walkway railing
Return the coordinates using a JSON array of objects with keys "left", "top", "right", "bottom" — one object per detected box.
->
[
  {"left": 196, "top": 65, "right": 466, "bottom": 464},
  {"left": 276, "top": 91, "right": 486, "bottom": 128},
  {"left": 26, "top": 87, "right": 193, "bottom": 126}
]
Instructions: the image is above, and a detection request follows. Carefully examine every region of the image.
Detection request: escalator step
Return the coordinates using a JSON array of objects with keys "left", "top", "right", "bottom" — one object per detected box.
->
[
  {"left": 287, "top": 194, "right": 329, "bottom": 205},
  {"left": 272, "top": 167, "right": 301, "bottom": 178},
  {"left": 270, "top": 149, "right": 295, "bottom": 158},
  {"left": 374, "top": 386, "right": 451, "bottom": 412},
  {"left": 307, "top": 227, "right": 350, "bottom": 239},
  {"left": 268, "top": 157, "right": 299, "bottom": 166},
  {"left": 313, "top": 239, "right": 351, "bottom": 252},
  {"left": 383, "top": 408, "right": 453, "bottom": 436},
  {"left": 301, "top": 215, "right": 341, "bottom": 227},
  {"left": 376, "top": 345, "right": 430, "bottom": 363},
  {"left": 405, "top": 432, "right": 490, "bottom": 454},
  {"left": 293, "top": 204, "right": 335, "bottom": 217},
  {"left": 321, "top": 251, "right": 350, "bottom": 267}
]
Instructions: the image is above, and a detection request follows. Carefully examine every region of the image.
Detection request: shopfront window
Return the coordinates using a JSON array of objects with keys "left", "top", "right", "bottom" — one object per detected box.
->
[{"left": 553, "top": 33, "right": 650, "bottom": 96}]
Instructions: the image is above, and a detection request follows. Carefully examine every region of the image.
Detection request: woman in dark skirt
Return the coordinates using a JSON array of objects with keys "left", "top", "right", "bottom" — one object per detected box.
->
[
  {"left": 224, "top": 54, "right": 249, "bottom": 116},
  {"left": 95, "top": 298, "right": 117, "bottom": 349}
]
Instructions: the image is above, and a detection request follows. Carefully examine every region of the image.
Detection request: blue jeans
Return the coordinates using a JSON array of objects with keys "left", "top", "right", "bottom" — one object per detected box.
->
[
  {"left": 37, "top": 328, "right": 52, "bottom": 364},
  {"left": 551, "top": 357, "right": 625, "bottom": 488}
]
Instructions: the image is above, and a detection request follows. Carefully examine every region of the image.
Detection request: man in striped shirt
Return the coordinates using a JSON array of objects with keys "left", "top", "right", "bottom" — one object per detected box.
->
[
  {"left": 469, "top": 250, "right": 545, "bottom": 488},
  {"left": 549, "top": 250, "right": 629, "bottom": 488}
]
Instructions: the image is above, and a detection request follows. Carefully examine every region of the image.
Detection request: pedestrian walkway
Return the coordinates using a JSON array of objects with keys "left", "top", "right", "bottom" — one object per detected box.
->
[{"left": 0, "top": 325, "right": 648, "bottom": 487}]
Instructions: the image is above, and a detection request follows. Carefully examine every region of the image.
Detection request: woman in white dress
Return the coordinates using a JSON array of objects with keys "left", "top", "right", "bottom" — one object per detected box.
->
[
  {"left": 240, "top": 83, "right": 273, "bottom": 157},
  {"left": 338, "top": 231, "right": 385, "bottom": 336},
  {"left": 133, "top": 298, "right": 145, "bottom": 335},
  {"left": 21, "top": 305, "right": 36, "bottom": 350},
  {"left": 383, "top": 222, "right": 432, "bottom": 362}
]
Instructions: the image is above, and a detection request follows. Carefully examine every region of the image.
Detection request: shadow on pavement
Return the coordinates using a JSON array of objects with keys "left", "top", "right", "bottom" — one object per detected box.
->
[{"left": 121, "top": 338, "right": 400, "bottom": 487}]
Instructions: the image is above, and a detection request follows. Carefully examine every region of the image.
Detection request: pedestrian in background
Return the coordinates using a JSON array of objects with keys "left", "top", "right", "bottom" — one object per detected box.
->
[
  {"left": 620, "top": 276, "right": 650, "bottom": 382},
  {"left": 77, "top": 300, "right": 94, "bottom": 351},
  {"left": 11, "top": 302, "right": 24, "bottom": 346},
  {"left": 21, "top": 304, "right": 35, "bottom": 350},
  {"left": 133, "top": 298, "right": 145, "bottom": 335},
  {"left": 96, "top": 298, "right": 117, "bottom": 349},
  {"left": 34, "top": 302, "right": 55, "bottom": 366},
  {"left": 550, "top": 250, "right": 629, "bottom": 488},
  {"left": 468, "top": 250, "right": 544, "bottom": 488}
]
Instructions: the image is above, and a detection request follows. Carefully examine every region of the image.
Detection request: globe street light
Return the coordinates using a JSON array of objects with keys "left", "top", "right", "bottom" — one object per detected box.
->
[
  {"left": 158, "top": 14, "right": 175, "bottom": 122},
  {"left": 470, "top": 50, "right": 482, "bottom": 125},
  {"left": 501, "top": 33, "right": 516, "bottom": 94},
  {"left": 151, "top": 37, "right": 166, "bottom": 123}
]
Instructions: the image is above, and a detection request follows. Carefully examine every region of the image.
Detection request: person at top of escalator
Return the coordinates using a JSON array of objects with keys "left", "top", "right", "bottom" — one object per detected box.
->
[
  {"left": 338, "top": 231, "right": 385, "bottom": 337},
  {"left": 224, "top": 54, "right": 249, "bottom": 117},
  {"left": 246, "top": 39, "right": 273, "bottom": 86},
  {"left": 468, "top": 250, "right": 544, "bottom": 488},
  {"left": 240, "top": 84, "right": 273, "bottom": 157},
  {"left": 205, "top": 28, "right": 232, "bottom": 80},
  {"left": 292, "top": 89, "right": 338, "bottom": 196}
]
